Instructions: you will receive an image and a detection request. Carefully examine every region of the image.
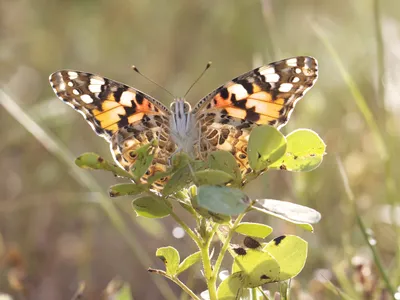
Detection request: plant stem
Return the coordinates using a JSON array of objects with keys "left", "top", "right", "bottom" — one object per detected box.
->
[
  {"left": 149, "top": 192, "right": 201, "bottom": 246},
  {"left": 200, "top": 224, "right": 219, "bottom": 300},
  {"left": 169, "top": 205, "right": 201, "bottom": 245},
  {"left": 148, "top": 268, "right": 201, "bottom": 300},
  {"left": 212, "top": 212, "right": 246, "bottom": 281}
]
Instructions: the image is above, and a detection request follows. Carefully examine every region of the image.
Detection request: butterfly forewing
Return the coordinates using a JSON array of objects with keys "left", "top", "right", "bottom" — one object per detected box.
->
[{"left": 192, "top": 56, "right": 318, "bottom": 177}]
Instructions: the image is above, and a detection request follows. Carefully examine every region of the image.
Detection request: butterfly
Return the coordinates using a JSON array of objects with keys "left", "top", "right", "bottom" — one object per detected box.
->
[{"left": 49, "top": 56, "right": 318, "bottom": 191}]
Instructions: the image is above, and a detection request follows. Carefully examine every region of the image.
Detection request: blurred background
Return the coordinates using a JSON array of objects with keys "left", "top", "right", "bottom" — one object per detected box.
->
[{"left": 1, "top": 0, "right": 400, "bottom": 299}]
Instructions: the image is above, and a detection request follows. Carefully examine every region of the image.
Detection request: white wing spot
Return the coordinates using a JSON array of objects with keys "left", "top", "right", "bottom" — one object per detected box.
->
[
  {"left": 286, "top": 58, "right": 298, "bottom": 67},
  {"left": 279, "top": 83, "right": 293, "bottom": 93},
  {"left": 67, "top": 71, "right": 78, "bottom": 79},
  {"left": 259, "top": 66, "right": 276, "bottom": 75},
  {"left": 228, "top": 84, "right": 248, "bottom": 100},
  {"left": 80, "top": 94, "right": 93, "bottom": 104},
  {"left": 58, "top": 82, "right": 66, "bottom": 90},
  {"left": 295, "top": 68, "right": 302, "bottom": 74},
  {"left": 90, "top": 77, "right": 105, "bottom": 85},
  {"left": 292, "top": 77, "right": 300, "bottom": 83},
  {"left": 265, "top": 73, "right": 280, "bottom": 83},
  {"left": 120, "top": 91, "right": 135, "bottom": 106},
  {"left": 67, "top": 81, "right": 74, "bottom": 87},
  {"left": 73, "top": 89, "right": 80, "bottom": 95},
  {"left": 88, "top": 84, "right": 102, "bottom": 93}
]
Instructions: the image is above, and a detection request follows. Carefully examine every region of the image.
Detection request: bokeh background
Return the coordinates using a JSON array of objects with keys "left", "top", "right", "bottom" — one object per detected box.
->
[{"left": 1, "top": 0, "right": 400, "bottom": 299}]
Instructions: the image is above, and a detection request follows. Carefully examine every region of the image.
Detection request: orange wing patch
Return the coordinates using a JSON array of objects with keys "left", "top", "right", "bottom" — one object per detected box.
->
[{"left": 49, "top": 70, "right": 170, "bottom": 140}]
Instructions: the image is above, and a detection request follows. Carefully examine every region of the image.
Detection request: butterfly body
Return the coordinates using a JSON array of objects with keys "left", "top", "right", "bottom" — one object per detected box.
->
[{"left": 49, "top": 56, "right": 318, "bottom": 190}]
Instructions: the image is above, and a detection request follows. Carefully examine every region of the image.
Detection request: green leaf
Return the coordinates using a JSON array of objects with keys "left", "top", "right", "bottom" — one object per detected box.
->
[
  {"left": 176, "top": 252, "right": 201, "bottom": 274},
  {"left": 257, "top": 199, "right": 321, "bottom": 224},
  {"left": 196, "top": 185, "right": 251, "bottom": 215},
  {"left": 248, "top": 125, "right": 287, "bottom": 171},
  {"left": 129, "top": 142, "right": 156, "bottom": 181},
  {"left": 232, "top": 249, "right": 280, "bottom": 288},
  {"left": 263, "top": 235, "right": 308, "bottom": 281},
  {"left": 234, "top": 222, "right": 273, "bottom": 238},
  {"left": 208, "top": 151, "right": 242, "bottom": 185},
  {"left": 156, "top": 246, "right": 180, "bottom": 276},
  {"left": 132, "top": 196, "right": 171, "bottom": 218},
  {"left": 194, "top": 169, "right": 233, "bottom": 186},
  {"left": 191, "top": 193, "right": 231, "bottom": 223},
  {"left": 75, "top": 152, "right": 134, "bottom": 179},
  {"left": 162, "top": 166, "right": 192, "bottom": 196},
  {"left": 109, "top": 183, "right": 145, "bottom": 197},
  {"left": 216, "top": 272, "right": 246, "bottom": 300},
  {"left": 269, "top": 129, "right": 326, "bottom": 172}
]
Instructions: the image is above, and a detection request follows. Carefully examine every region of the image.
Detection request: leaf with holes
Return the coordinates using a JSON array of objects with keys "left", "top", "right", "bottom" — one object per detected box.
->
[
  {"left": 232, "top": 249, "right": 280, "bottom": 288},
  {"left": 108, "top": 183, "right": 145, "bottom": 197},
  {"left": 75, "top": 152, "right": 134, "bottom": 179},
  {"left": 269, "top": 129, "right": 326, "bottom": 172},
  {"left": 263, "top": 235, "right": 307, "bottom": 281},
  {"left": 248, "top": 125, "right": 287, "bottom": 171},
  {"left": 156, "top": 246, "right": 180, "bottom": 276}
]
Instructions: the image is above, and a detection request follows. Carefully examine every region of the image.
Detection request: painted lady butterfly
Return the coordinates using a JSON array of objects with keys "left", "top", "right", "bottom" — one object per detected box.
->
[{"left": 49, "top": 56, "right": 318, "bottom": 190}]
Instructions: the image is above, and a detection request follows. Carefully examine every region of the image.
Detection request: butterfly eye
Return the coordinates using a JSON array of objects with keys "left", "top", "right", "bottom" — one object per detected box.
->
[
  {"left": 129, "top": 151, "right": 137, "bottom": 159},
  {"left": 170, "top": 103, "right": 176, "bottom": 113},
  {"left": 183, "top": 102, "right": 191, "bottom": 113}
]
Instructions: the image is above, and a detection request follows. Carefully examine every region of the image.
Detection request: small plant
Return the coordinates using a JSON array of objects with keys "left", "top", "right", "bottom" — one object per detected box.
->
[{"left": 76, "top": 125, "right": 325, "bottom": 299}]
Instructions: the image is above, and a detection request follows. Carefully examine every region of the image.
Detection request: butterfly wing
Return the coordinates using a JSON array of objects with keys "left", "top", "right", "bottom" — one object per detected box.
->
[
  {"left": 192, "top": 56, "right": 318, "bottom": 177},
  {"left": 49, "top": 71, "right": 176, "bottom": 188}
]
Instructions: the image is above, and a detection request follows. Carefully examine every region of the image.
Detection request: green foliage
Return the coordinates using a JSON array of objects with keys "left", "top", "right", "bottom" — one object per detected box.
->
[
  {"left": 196, "top": 185, "right": 251, "bottom": 216},
  {"left": 176, "top": 252, "right": 201, "bottom": 275},
  {"left": 132, "top": 196, "right": 171, "bottom": 219},
  {"left": 129, "top": 142, "right": 156, "bottom": 181},
  {"left": 234, "top": 222, "right": 273, "bottom": 239},
  {"left": 156, "top": 246, "right": 180, "bottom": 276},
  {"left": 194, "top": 169, "right": 234, "bottom": 186},
  {"left": 248, "top": 125, "right": 287, "bottom": 171},
  {"left": 75, "top": 124, "right": 325, "bottom": 299},
  {"left": 109, "top": 183, "right": 145, "bottom": 197},
  {"left": 207, "top": 151, "right": 242, "bottom": 186},
  {"left": 269, "top": 129, "right": 326, "bottom": 172},
  {"left": 263, "top": 235, "right": 308, "bottom": 281}
]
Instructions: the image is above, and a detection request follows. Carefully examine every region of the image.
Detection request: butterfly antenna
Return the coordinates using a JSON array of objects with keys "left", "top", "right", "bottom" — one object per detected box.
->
[
  {"left": 131, "top": 65, "right": 175, "bottom": 98},
  {"left": 184, "top": 61, "right": 212, "bottom": 98}
]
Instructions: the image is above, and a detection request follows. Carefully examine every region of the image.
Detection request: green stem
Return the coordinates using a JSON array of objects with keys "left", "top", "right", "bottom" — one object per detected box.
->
[
  {"left": 148, "top": 268, "right": 201, "bottom": 300},
  {"left": 212, "top": 212, "right": 246, "bottom": 279},
  {"left": 200, "top": 224, "right": 219, "bottom": 300},
  {"left": 148, "top": 192, "right": 201, "bottom": 246}
]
